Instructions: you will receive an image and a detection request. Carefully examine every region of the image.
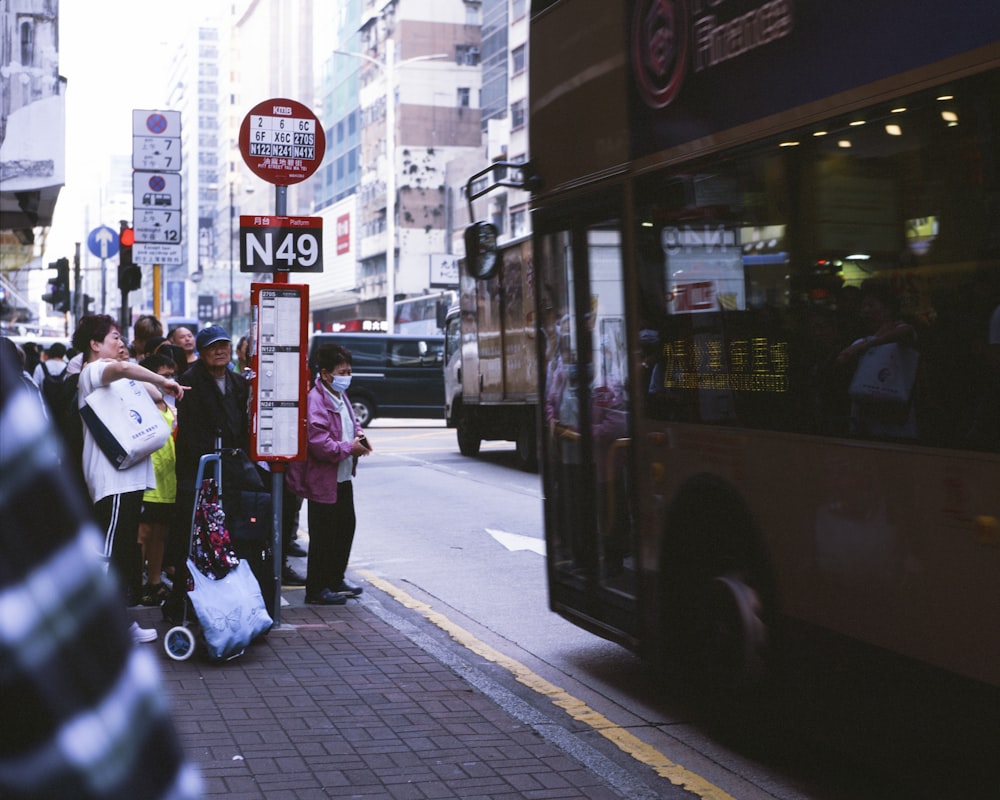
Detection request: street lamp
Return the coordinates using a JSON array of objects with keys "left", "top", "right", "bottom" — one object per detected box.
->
[{"left": 335, "top": 38, "right": 447, "bottom": 332}]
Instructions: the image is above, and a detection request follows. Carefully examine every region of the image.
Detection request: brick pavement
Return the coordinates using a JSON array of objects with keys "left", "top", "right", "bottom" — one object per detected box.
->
[{"left": 139, "top": 592, "right": 632, "bottom": 799}]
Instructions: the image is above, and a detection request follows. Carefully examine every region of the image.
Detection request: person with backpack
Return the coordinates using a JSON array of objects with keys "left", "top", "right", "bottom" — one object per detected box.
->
[
  {"left": 31, "top": 342, "right": 67, "bottom": 412},
  {"left": 32, "top": 341, "right": 68, "bottom": 388}
]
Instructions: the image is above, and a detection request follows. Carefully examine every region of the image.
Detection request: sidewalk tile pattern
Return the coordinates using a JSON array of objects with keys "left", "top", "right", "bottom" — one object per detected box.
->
[{"left": 150, "top": 605, "right": 623, "bottom": 799}]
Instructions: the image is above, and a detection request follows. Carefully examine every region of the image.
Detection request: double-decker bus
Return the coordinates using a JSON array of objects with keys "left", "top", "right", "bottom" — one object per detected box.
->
[{"left": 522, "top": 0, "right": 999, "bottom": 726}]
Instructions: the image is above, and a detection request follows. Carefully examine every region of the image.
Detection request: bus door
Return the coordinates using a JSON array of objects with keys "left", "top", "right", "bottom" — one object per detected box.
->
[{"left": 538, "top": 217, "right": 639, "bottom": 638}]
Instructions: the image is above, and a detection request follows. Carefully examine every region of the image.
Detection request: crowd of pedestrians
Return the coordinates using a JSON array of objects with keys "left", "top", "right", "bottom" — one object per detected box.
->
[{"left": 3, "top": 312, "right": 370, "bottom": 647}]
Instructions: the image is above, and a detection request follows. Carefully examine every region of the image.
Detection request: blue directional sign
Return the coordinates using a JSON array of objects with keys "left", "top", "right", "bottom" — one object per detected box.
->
[{"left": 87, "top": 225, "right": 120, "bottom": 259}]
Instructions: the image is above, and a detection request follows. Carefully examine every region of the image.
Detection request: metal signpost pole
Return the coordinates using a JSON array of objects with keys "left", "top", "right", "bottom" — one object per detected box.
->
[
  {"left": 238, "top": 98, "right": 326, "bottom": 629},
  {"left": 270, "top": 182, "right": 289, "bottom": 626}
]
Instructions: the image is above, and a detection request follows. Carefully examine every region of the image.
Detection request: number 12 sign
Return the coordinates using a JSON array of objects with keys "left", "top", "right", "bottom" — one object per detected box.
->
[{"left": 240, "top": 215, "right": 323, "bottom": 273}]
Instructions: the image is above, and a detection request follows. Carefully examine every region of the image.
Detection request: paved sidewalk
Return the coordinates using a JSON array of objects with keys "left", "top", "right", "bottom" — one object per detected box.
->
[{"left": 137, "top": 587, "right": 627, "bottom": 800}]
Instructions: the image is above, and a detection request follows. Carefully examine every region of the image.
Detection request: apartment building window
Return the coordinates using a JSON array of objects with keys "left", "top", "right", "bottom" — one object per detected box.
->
[
  {"left": 458, "top": 87, "right": 471, "bottom": 108},
  {"left": 19, "top": 21, "right": 33, "bottom": 66},
  {"left": 456, "top": 45, "right": 480, "bottom": 66},
  {"left": 512, "top": 44, "right": 526, "bottom": 75},
  {"left": 511, "top": 207, "right": 528, "bottom": 238},
  {"left": 512, "top": 0, "right": 526, "bottom": 20},
  {"left": 511, "top": 99, "right": 525, "bottom": 130}
]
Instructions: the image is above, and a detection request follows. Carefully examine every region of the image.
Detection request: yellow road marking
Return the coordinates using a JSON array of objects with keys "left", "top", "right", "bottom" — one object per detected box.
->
[{"left": 357, "top": 570, "right": 735, "bottom": 800}]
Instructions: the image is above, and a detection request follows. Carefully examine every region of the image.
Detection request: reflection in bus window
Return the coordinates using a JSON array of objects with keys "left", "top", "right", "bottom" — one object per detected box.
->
[
  {"left": 638, "top": 72, "right": 1000, "bottom": 452},
  {"left": 539, "top": 224, "right": 637, "bottom": 595}
]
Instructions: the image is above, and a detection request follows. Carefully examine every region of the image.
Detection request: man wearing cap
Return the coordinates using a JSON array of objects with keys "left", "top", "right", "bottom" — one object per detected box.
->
[{"left": 166, "top": 326, "right": 305, "bottom": 602}]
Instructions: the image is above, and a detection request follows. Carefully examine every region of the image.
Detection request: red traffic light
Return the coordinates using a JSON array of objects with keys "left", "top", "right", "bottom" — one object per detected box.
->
[{"left": 120, "top": 227, "right": 135, "bottom": 247}]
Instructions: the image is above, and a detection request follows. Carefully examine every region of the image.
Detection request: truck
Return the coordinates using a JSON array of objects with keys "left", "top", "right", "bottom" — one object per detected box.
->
[{"left": 444, "top": 235, "right": 539, "bottom": 472}]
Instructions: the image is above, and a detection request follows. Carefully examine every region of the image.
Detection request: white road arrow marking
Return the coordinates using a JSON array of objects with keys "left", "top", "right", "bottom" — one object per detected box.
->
[{"left": 486, "top": 528, "right": 545, "bottom": 556}]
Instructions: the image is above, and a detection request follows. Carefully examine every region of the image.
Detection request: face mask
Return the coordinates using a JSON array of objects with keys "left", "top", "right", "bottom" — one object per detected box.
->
[{"left": 331, "top": 375, "right": 352, "bottom": 393}]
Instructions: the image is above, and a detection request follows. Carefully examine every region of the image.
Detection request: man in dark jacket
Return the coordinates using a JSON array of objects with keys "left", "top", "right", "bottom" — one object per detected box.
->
[
  {"left": 174, "top": 325, "right": 252, "bottom": 490},
  {"left": 167, "top": 325, "right": 305, "bottom": 600}
]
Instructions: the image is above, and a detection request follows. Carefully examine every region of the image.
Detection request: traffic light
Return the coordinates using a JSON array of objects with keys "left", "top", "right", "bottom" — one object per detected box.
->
[
  {"left": 118, "top": 223, "right": 141, "bottom": 293},
  {"left": 82, "top": 294, "right": 95, "bottom": 315},
  {"left": 41, "top": 257, "right": 70, "bottom": 312}
]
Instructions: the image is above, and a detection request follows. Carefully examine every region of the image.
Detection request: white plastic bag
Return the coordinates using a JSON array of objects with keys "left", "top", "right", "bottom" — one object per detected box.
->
[
  {"left": 848, "top": 342, "right": 919, "bottom": 405},
  {"left": 186, "top": 558, "right": 273, "bottom": 661}
]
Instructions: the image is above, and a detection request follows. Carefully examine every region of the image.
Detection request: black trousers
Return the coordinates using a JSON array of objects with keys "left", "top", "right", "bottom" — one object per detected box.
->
[
  {"left": 305, "top": 481, "right": 356, "bottom": 598},
  {"left": 94, "top": 490, "right": 143, "bottom": 603}
]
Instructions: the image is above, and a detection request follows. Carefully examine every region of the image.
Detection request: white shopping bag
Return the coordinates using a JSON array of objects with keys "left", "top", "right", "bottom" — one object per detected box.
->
[{"left": 80, "top": 378, "right": 170, "bottom": 469}]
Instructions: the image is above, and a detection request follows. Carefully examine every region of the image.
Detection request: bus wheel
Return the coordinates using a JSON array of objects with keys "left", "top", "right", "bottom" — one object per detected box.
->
[
  {"left": 457, "top": 408, "right": 481, "bottom": 456},
  {"left": 688, "top": 573, "right": 766, "bottom": 689},
  {"left": 515, "top": 416, "right": 538, "bottom": 472},
  {"left": 661, "top": 473, "right": 773, "bottom": 691}
]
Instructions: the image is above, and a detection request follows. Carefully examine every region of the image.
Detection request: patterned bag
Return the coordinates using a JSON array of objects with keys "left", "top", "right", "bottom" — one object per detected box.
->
[{"left": 188, "top": 477, "right": 239, "bottom": 588}]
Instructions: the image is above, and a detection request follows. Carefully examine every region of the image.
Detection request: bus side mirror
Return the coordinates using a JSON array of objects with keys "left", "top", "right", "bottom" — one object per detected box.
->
[{"left": 464, "top": 222, "right": 499, "bottom": 280}]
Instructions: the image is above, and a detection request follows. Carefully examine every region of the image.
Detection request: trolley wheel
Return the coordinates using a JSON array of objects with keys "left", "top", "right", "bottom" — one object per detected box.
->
[{"left": 164, "top": 626, "right": 197, "bottom": 661}]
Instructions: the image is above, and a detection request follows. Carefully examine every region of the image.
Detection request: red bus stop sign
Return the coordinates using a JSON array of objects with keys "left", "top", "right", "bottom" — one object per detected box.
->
[{"left": 239, "top": 98, "right": 326, "bottom": 186}]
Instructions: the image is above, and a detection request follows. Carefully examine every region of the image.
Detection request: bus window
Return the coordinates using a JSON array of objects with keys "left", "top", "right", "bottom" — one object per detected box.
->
[
  {"left": 540, "top": 220, "right": 638, "bottom": 621},
  {"left": 637, "top": 72, "right": 1000, "bottom": 452}
]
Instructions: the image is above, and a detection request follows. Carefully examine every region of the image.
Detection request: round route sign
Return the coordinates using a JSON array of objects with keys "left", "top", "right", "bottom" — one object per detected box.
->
[{"left": 239, "top": 98, "right": 327, "bottom": 186}]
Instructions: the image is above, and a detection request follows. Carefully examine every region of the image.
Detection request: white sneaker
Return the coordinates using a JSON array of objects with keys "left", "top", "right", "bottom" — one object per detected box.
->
[{"left": 130, "top": 621, "right": 158, "bottom": 644}]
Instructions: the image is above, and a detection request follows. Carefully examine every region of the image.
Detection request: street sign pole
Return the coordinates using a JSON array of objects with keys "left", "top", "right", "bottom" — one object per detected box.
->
[
  {"left": 238, "top": 98, "right": 326, "bottom": 628},
  {"left": 153, "top": 264, "right": 162, "bottom": 320}
]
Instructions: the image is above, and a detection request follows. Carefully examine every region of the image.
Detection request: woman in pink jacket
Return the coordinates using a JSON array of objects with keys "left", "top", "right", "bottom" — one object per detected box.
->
[{"left": 286, "top": 344, "right": 372, "bottom": 605}]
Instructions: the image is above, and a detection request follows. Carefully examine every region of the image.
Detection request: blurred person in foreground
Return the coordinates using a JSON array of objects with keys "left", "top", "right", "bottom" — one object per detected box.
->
[{"left": 0, "top": 339, "right": 202, "bottom": 799}]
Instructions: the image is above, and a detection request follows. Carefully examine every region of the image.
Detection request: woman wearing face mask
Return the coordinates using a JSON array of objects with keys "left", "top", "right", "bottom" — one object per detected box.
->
[{"left": 285, "top": 344, "right": 372, "bottom": 605}]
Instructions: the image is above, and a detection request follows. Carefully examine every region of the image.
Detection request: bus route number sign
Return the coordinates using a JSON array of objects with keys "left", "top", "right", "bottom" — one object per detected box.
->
[
  {"left": 238, "top": 98, "right": 327, "bottom": 186},
  {"left": 240, "top": 215, "right": 323, "bottom": 273}
]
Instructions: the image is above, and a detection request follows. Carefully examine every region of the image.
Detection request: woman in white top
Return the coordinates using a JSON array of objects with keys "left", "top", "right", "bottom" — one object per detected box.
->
[{"left": 72, "top": 315, "right": 185, "bottom": 642}]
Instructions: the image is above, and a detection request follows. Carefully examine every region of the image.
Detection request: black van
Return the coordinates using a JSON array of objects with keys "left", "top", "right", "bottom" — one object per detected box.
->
[{"left": 307, "top": 333, "right": 445, "bottom": 427}]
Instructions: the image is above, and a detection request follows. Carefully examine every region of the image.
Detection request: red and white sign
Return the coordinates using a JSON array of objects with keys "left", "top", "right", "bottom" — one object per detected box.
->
[
  {"left": 336, "top": 213, "right": 351, "bottom": 255},
  {"left": 249, "top": 282, "right": 309, "bottom": 461},
  {"left": 239, "top": 98, "right": 326, "bottom": 186}
]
